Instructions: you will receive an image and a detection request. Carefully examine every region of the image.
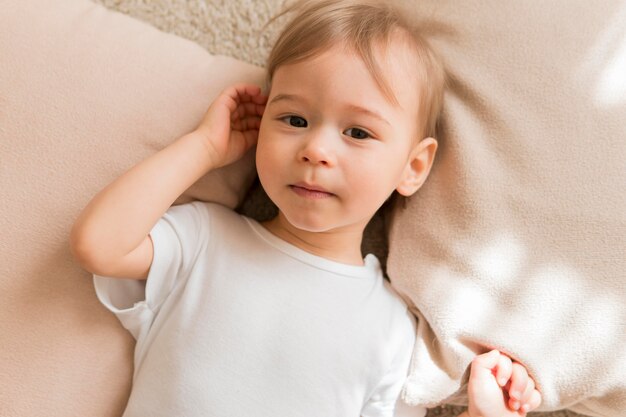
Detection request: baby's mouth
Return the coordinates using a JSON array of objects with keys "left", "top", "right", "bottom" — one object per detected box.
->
[{"left": 289, "top": 183, "right": 335, "bottom": 199}]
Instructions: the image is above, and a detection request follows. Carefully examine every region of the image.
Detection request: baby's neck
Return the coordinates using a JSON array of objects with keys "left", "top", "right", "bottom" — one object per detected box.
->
[{"left": 261, "top": 214, "right": 366, "bottom": 266}]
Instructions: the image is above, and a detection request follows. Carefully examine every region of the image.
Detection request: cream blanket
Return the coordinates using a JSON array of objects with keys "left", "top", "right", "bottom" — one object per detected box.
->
[{"left": 386, "top": 1, "right": 626, "bottom": 417}]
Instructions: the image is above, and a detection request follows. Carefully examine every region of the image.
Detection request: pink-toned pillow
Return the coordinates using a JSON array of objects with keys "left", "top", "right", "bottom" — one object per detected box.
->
[
  {"left": 0, "top": 0, "right": 263, "bottom": 415},
  {"left": 389, "top": 2, "right": 626, "bottom": 416}
]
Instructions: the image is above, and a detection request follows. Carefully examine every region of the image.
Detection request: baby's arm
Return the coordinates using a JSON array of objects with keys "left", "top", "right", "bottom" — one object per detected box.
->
[
  {"left": 458, "top": 350, "right": 542, "bottom": 417},
  {"left": 70, "top": 84, "right": 266, "bottom": 279}
]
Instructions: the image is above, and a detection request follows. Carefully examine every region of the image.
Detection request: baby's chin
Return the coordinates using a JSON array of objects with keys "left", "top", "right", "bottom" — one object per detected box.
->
[{"left": 279, "top": 210, "right": 334, "bottom": 234}]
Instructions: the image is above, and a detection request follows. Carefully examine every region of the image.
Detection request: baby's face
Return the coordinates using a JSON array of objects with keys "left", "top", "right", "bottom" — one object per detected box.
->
[{"left": 256, "top": 40, "right": 423, "bottom": 235}]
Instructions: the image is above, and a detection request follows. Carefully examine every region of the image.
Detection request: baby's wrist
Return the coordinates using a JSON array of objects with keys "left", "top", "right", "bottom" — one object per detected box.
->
[{"left": 182, "top": 131, "right": 221, "bottom": 169}]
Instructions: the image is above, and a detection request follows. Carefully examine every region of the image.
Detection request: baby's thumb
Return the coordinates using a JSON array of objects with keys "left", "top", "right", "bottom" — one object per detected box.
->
[{"left": 470, "top": 350, "right": 501, "bottom": 379}]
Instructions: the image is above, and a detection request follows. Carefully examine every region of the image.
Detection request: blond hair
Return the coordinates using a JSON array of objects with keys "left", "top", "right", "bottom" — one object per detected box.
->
[{"left": 266, "top": 0, "right": 446, "bottom": 139}]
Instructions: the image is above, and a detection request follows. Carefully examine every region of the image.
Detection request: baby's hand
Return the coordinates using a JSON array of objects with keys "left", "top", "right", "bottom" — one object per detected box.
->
[
  {"left": 467, "top": 350, "right": 541, "bottom": 417},
  {"left": 193, "top": 84, "right": 267, "bottom": 168}
]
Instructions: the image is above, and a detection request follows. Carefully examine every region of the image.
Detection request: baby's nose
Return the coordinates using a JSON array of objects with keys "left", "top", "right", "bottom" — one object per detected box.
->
[{"left": 297, "top": 132, "right": 336, "bottom": 166}]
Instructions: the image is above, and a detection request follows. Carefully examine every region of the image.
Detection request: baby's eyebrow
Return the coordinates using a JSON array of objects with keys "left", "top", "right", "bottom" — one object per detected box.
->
[
  {"left": 268, "top": 93, "right": 307, "bottom": 106},
  {"left": 343, "top": 104, "right": 391, "bottom": 127},
  {"left": 269, "top": 93, "right": 390, "bottom": 126}
]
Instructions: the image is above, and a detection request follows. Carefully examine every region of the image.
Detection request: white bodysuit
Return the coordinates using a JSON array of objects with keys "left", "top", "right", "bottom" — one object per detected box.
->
[{"left": 94, "top": 202, "right": 424, "bottom": 417}]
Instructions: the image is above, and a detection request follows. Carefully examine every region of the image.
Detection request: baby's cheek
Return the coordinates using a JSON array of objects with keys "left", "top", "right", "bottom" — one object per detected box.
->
[
  {"left": 352, "top": 173, "right": 391, "bottom": 205},
  {"left": 255, "top": 146, "right": 275, "bottom": 186}
]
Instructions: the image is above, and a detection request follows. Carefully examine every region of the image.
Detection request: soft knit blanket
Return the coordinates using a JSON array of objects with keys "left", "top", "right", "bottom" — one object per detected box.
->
[{"left": 385, "top": 2, "right": 625, "bottom": 417}]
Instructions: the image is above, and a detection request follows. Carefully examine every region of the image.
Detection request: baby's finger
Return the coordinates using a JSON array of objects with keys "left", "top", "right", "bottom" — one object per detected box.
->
[
  {"left": 521, "top": 376, "right": 535, "bottom": 405},
  {"left": 509, "top": 362, "right": 529, "bottom": 404},
  {"left": 470, "top": 349, "right": 501, "bottom": 381},
  {"left": 519, "top": 390, "right": 542, "bottom": 415},
  {"left": 518, "top": 377, "right": 535, "bottom": 413},
  {"left": 220, "top": 84, "right": 260, "bottom": 111},
  {"left": 235, "top": 84, "right": 265, "bottom": 104},
  {"left": 241, "top": 101, "right": 266, "bottom": 117},
  {"left": 527, "top": 389, "right": 542, "bottom": 411},
  {"left": 251, "top": 91, "right": 268, "bottom": 105},
  {"left": 230, "top": 104, "right": 244, "bottom": 121},
  {"left": 217, "top": 84, "right": 259, "bottom": 118},
  {"left": 231, "top": 116, "right": 262, "bottom": 131},
  {"left": 231, "top": 102, "right": 266, "bottom": 121},
  {"left": 236, "top": 83, "right": 261, "bottom": 96},
  {"left": 496, "top": 353, "right": 513, "bottom": 387}
]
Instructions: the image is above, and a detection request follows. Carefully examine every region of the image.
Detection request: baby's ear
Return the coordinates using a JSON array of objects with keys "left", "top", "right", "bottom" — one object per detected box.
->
[{"left": 396, "top": 137, "right": 438, "bottom": 197}]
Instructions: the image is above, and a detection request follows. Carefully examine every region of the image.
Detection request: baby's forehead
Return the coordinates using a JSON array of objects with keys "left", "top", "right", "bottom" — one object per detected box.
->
[
  {"left": 364, "top": 40, "right": 424, "bottom": 114},
  {"left": 270, "top": 36, "right": 425, "bottom": 115}
]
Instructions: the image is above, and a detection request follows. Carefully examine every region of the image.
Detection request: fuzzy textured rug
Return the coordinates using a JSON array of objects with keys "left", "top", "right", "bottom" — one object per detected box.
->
[{"left": 91, "top": 1, "right": 584, "bottom": 416}]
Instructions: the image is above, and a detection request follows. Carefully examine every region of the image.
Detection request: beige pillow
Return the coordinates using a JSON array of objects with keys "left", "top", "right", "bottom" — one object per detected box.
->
[
  {"left": 0, "top": 0, "right": 263, "bottom": 415},
  {"left": 388, "top": 2, "right": 626, "bottom": 416}
]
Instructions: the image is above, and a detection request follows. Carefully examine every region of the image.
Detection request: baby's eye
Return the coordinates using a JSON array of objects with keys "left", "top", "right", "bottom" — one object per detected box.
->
[
  {"left": 281, "top": 115, "right": 308, "bottom": 128},
  {"left": 344, "top": 127, "right": 371, "bottom": 140}
]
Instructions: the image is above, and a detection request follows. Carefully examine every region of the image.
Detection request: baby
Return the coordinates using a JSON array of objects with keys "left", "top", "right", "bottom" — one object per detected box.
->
[{"left": 71, "top": 0, "right": 541, "bottom": 416}]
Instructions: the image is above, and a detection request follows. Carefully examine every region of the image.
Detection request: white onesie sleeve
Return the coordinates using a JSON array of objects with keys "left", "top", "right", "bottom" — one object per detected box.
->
[
  {"left": 362, "top": 310, "right": 426, "bottom": 417},
  {"left": 93, "top": 201, "right": 210, "bottom": 341}
]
